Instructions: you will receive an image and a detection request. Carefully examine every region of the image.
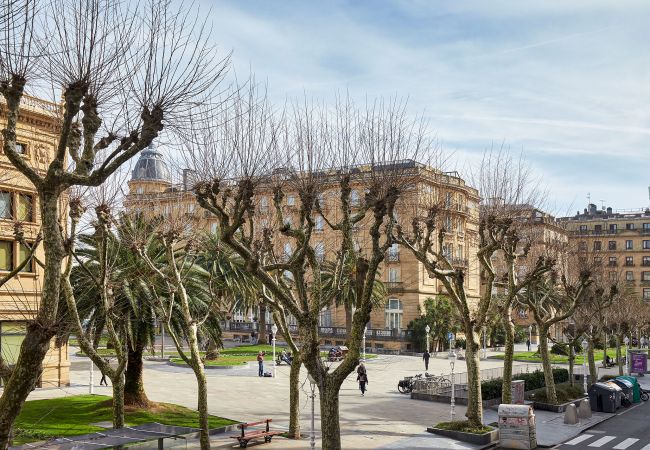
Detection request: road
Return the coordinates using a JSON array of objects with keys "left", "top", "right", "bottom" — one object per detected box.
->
[{"left": 555, "top": 399, "right": 650, "bottom": 449}]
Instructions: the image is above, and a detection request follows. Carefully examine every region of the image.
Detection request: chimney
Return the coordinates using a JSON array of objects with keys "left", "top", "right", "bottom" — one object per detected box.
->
[
  {"left": 606, "top": 207, "right": 612, "bottom": 215},
  {"left": 182, "top": 169, "right": 196, "bottom": 191},
  {"left": 589, "top": 203, "right": 597, "bottom": 215}
]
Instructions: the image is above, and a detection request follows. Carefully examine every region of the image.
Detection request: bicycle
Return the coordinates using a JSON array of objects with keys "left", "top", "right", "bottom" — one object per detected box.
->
[
  {"left": 425, "top": 372, "right": 452, "bottom": 388},
  {"left": 641, "top": 388, "right": 649, "bottom": 402},
  {"left": 398, "top": 373, "right": 422, "bottom": 394}
]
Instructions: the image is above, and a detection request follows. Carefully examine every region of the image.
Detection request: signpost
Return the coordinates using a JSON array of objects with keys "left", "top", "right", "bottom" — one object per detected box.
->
[{"left": 447, "top": 332, "right": 455, "bottom": 358}]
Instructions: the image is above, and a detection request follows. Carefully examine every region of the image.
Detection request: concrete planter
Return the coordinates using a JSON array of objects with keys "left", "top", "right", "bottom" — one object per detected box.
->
[
  {"left": 427, "top": 426, "right": 499, "bottom": 446},
  {"left": 533, "top": 397, "right": 587, "bottom": 413}
]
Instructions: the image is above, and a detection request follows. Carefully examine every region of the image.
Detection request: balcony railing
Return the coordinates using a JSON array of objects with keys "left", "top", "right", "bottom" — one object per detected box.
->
[
  {"left": 386, "top": 253, "right": 400, "bottom": 262},
  {"left": 449, "top": 257, "right": 469, "bottom": 267},
  {"left": 642, "top": 261, "right": 650, "bottom": 267},
  {"left": 386, "top": 281, "right": 404, "bottom": 292}
]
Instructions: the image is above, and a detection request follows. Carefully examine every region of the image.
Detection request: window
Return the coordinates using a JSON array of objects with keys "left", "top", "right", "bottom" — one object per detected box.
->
[
  {"left": 18, "top": 243, "right": 33, "bottom": 273},
  {"left": 0, "top": 241, "right": 13, "bottom": 271},
  {"left": 388, "top": 244, "right": 399, "bottom": 261},
  {"left": 579, "top": 225, "right": 587, "bottom": 232},
  {"left": 644, "top": 256, "right": 650, "bottom": 267},
  {"left": 610, "top": 224, "right": 618, "bottom": 232},
  {"left": 644, "top": 241, "right": 650, "bottom": 250},
  {"left": 286, "top": 195, "right": 295, "bottom": 207},
  {"left": 457, "top": 244, "right": 464, "bottom": 258},
  {"left": 445, "top": 192, "right": 453, "bottom": 208},
  {"left": 15, "top": 142, "right": 26, "bottom": 154},
  {"left": 319, "top": 307, "right": 332, "bottom": 327},
  {"left": 594, "top": 225, "right": 602, "bottom": 234},
  {"left": 626, "top": 240, "right": 633, "bottom": 250},
  {"left": 283, "top": 243, "right": 293, "bottom": 260},
  {"left": 594, "top": 257, "right": 602, "bottom": 265},
  {"left": 626, "top": 271, "right": 634, "bottom": 281},
  {"left": 578, "top": 241, "right": 587, "bottom": 251},
  {"left": 385, "top": 298, "right": 403, "bottom": 330},
  {"left": 314, "top": 215, "right": 324, "bottom": 232},
  {"left": 210, "top": 222, "right": 218, "bottom": 234},
  {"left": 609, "top": 271, "right": 618, "bottom": 281},
  {"left": 283, "top": 215, "right": 293, "bottom": 227},
  {"left": 163, "top": 205, "right": 171, "bottom": 217},
  {"left": 316, "top": 192, "right": 325, "bottom": 206},
  {"left": 136, "top": 187, "right": 144, "bottom": 195},
  {"left": 608, "top": 257, "right": 617, "bottom": 266},
  {"left": 444, "top": 216, "right": 452, "bottom": 231},
  {"left": 314, "top": 241, "right": 325, "bottom": 262},
  {"left": 608, "top": 241, "right": 617, "bottom": 250},
  {"left": 643, "top": 272, "right": 650, "bottom": 282},
  {"left": 627, "top": 223, "right": 635, "bottom": 230},
  {"left": 644, "top": 289, "right": 650, "bottom": 301},
  {"left": 0, "top": 192, "right": 11, "bottom": 219},
  {"left": 644, "top": 223, "right": 650, "bottom": 231},
  {"left": 593, "top": 241, "right": 602, "bottom": 251},
  {"left": 187, "top": 203, "right": 195, "bottom": 214},
  {"left": 388, "top": 268, "right": 400, "bottom": 283},
  {"left": 626, "top": 256, "right": 634, "bottom": 266},
  {"left": 260, "top": 197, "right": 269, "bottom": 212},
  {"left": 350, "top": 190, "right": 360, "bottom": 207},
  {"left": 0, "top": 322, "right": 27, "bottom": 365}
]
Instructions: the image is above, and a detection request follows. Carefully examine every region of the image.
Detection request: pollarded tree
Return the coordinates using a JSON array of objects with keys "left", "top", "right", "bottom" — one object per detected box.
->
[
  {"left": 190, "top": 93, "right": 429, "bottom": 450},
  {"left": 0, "top": 0, "right": 228, "bottom": 444}
]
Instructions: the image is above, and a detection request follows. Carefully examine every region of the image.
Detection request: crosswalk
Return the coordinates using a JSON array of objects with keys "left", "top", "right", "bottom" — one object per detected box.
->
[{"left": 563, "top": 434, "right": 650, "bottom": 449}]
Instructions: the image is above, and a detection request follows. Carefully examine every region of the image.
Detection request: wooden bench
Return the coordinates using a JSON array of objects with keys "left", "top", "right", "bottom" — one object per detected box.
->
[{"left": 230, "top": 419, "right": 283, "bottom": 448}]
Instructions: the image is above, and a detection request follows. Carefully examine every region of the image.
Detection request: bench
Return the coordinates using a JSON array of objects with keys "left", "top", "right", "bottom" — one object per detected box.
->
[{"left": 230, "top": 419, "right": 283, "bottom": 448}]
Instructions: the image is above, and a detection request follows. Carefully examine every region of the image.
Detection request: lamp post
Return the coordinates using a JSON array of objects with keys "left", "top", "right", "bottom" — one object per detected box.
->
[
  {"left": 271, "top": 324, "right": 278, "bottom": 378},
  {"left": 450, "top": 353, "right": 457, "bottom": 422},
  {"left": 582, "top": 339, "right": 588, "bottom": 395},
  {"left": 529, "top": 325, "right": 533, "bottom": 347},
  {"left": 363, "top": 326, "right": 367, "bottom": 362},
  {"left": 624, "top": 336, "right": 630, "bottom": 376},
  {"left": 425, "top": 324, "right": 431, "bottom": 352},
  {"left": 482, "top": 326, "right": 487, "bottom": 360},
  {"left": 307, "top": 373, "right": 316, "bottom": 450}
]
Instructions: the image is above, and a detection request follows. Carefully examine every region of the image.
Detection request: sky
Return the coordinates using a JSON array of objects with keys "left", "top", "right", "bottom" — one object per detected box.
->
[{"left": 196, "top": 0, "right": 650, "bottom": 214}]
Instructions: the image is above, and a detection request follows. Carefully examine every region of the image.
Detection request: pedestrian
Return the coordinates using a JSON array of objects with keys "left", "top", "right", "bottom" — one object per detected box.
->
[
  {"left": 99, "top": 369, "right": 108, "bottom": 386},
  {"left": 357, "top": 363, "right": 368, "bottom": 396},
  {"left": 526, "top": 338, "right": 531, "bottom": 352},
  {"left": 423, "top": 349, "right": 431, "bottom": 371},
  {"left": 257, "top": 351, "right": 264, "bottom": 377},
  {"left": 251, "top": 330, "right": 257, "bottom": 344}
]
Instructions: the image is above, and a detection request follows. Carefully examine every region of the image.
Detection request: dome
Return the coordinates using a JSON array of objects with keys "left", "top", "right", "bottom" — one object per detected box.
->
[{"left": 131, "top": 144, "right": 170, "bottom": 182}]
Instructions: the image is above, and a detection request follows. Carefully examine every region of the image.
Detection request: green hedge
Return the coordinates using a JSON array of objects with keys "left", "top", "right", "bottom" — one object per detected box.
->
[{"left": 481, "top": 368, "right": 569, "bottom": 400}]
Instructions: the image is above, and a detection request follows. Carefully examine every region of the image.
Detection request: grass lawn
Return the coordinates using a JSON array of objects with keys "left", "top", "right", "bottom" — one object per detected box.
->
[
  {"left": 171, "top": 355, "right": 252, "bottom": 366},
  {"left": 492, "top": 347, "right": 628, "bottom": 364},
  {"left": 14, "top": 395, "right": 236, "bottom": 445}
]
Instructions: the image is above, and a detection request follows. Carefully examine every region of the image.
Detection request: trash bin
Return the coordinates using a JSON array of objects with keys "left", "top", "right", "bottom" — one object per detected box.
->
[
  {"left": 610, "top": 378, "right": 634, "bottom": 405},
  {"left": 617, "top": 376, "right": 641, "bottom": 403},
  {"left": 603, "top": 381, "right": 623, "bottom": 408},
  {"left": 498, "top": 404, "right": 537, "bottom": 450},
  {"left": 588, "top": 382, "right": 620, "bottom": 413}
]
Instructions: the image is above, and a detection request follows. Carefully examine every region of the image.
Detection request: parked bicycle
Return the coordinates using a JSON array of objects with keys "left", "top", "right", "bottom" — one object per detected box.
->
[
  {"left": 398, "top": 374, "right": 422, "bottom": 394},
  {"left": 641, "top": 388, "right": 649, "bottom": 402},
  {"left": 425, "top": 372, "right": 452, "bottom": 388}
]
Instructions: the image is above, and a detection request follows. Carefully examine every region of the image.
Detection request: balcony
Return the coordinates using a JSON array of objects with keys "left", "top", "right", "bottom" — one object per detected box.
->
[
  {"left": 642, "top": 261, "right": 650, "bottom": 267},
  {"left": 608, "top": 262, "right": 618, "bottom": 267},
  {"left": 386, "top": 253, "right": 400, "bottom": 263},
  {"left": 449, "top": 257, "right": 469, "bottom": 267},
  {"left": 386, "top": 281, "right": 404, "bottom": 293}
]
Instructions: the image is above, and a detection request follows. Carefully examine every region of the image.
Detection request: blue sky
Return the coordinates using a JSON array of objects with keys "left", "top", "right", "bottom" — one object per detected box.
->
[{"left": 199, "top": 0, "right": 650, "bottom": 213}]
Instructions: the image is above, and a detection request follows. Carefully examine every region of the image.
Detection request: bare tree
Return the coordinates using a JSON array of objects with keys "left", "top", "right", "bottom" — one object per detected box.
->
[
  {"left": 189, "top": 91, "right": 428, "bottom": 449},
  {"left": 0, "top": 0, "right": 228, "bottom": 445}
]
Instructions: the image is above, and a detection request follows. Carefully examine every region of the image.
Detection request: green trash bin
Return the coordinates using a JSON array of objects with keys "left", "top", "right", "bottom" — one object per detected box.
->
[{"left": 617, "top": 376, "right": 641, "bottom": 403}]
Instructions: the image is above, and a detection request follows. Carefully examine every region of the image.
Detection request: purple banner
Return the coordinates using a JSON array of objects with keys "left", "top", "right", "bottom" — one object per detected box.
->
[{"left": 631, "top": 352, "right": 647, "bottom": 374}]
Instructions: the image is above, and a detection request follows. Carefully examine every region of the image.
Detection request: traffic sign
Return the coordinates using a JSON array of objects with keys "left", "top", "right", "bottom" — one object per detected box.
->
[{"left": 447, "top": 332, "right": 454, "bottom": 341}]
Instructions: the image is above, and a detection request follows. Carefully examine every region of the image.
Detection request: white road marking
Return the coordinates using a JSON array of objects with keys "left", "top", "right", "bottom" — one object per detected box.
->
[
  {"left": 639, "top": 444, "right": 650, "bottom": 450},
  {"left": 588, "top": 436, "right": 617, "bottom": 447},
  {"left": 564, "top": 435, "right": 594, "bottom": 445},
  {"left": 613, "top": 438, "right": 639, "bottom": 449}
]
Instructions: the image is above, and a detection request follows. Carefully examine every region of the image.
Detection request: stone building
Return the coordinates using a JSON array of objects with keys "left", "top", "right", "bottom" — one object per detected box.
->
[
  {"left": 125, "top": 155, "right": 481, "bottom": 352},
  {"left": 0, "top": 95, "right": 69, "bottom": 387},
  {"left": 559, "top": 202, "right": 650, "bottom": 301}
]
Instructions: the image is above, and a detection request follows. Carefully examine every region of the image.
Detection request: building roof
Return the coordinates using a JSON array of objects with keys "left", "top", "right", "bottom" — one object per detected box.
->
[{"left": 131, "top": 144, "right": 170, "bottom": 182}]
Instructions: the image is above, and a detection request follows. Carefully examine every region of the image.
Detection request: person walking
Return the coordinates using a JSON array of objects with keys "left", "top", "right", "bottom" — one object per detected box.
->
[
  {"left": 99, "top": 369, "right": 108, "bottom": 386},
  {"left": 257, "top": 351, "right": 264, "bottom": 377},
  {"left": 526, "top": 338, "right": 531, "bottom": 352},
  {"left": 423, "top": 349, "right": 431, "bottom": 371},
  {"left": 357, "top": 363, "right": 368, "bottom": 396}
]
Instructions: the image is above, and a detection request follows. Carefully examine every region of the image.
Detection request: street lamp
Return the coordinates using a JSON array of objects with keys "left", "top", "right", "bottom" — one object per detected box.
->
[
  {"left": 89, "top": 359, "right": 94, "bottom": 394},
  {"left": 582, "top": 339, "right": 588, "bottom": 396},
  {"left": 482, "top": 326, "right": 487, "bottom": 360},
  {"left": 425, "top": 325, "right": 431, "bottom": 352},
  {"left": 529, "top": 325, "right": 533, "bottom": 347},
  {"left": 624, "top": 336, "right": 630, "bottom": 376},
  {"left": 450, "top": 353, "right": 457, "bottom": 422},
  {"left": 307, "top": 373, "right": 317, "bottom": 450},
  {"left": 363, "top": 326, "right": 368, "bottom": 362},
  {"left": 271, "top": 324, "right": 278, "bottom": 378}
]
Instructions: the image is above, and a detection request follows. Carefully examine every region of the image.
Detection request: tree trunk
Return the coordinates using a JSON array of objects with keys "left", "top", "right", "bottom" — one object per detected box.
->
[
  {"left": 258, "top": 304, "right": 268, "bottom": 345},
  {"left": 193, "top": 363, "right": 210, "bottom": 450},
  {"left": 568, "top": 344, "right": 575, "bottom": 386},
  {"left": 616, "top": 335, "right": 623, "bottom": 376},
  {"left": 0, "top": 193, "right": 63, "bottom": 450},
  {"left": 587, "top": 340, "right": 597, "bottom": 383},
  {"left": 344, "top": 304, "right": 353, "bottom": 339},
  {"left": 288, "top": 356, "right": 301, "bottom": 439},
  {"left": 205, "top": 339, "right": 219, "bottom": 360},
  {"left": 501, "top": 314, "right": 515, "bottom": 404},
  {"left": 602, "top": 332, "right": 608, "bottom": 368},
  {"left": 320, "top": 378, "right": 343, "bottom": 450},
  {"left": 111, "top": 374, "right": 125, "bottom": 428},
  {"left": 124, "top": 333, "right": 149, "bottom": 407},
  {"left": 464, "top": 327, "right": 483, "bottom": 427},
  {"left": 539, "top": 328, "right": 557, "bottom": 404}
]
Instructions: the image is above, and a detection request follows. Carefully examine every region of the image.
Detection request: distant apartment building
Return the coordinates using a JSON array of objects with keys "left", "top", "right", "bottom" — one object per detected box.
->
[
  {"left": 0, "top": 95, "right": 69, "bottom": 387},
  {"left": 125, "top": 151, "right": 482, "bottom": 351},
  {"left": 559, "top": 203, "right": 650, "bottom": 301}
]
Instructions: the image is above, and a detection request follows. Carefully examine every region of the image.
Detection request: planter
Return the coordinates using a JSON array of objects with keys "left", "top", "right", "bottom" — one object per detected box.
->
[
  {"left": 533, "top": 397, "right": 587, "bottom": 413},
  {"left": 427, "top": 426, "right": 499, "bottom": 446}
]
